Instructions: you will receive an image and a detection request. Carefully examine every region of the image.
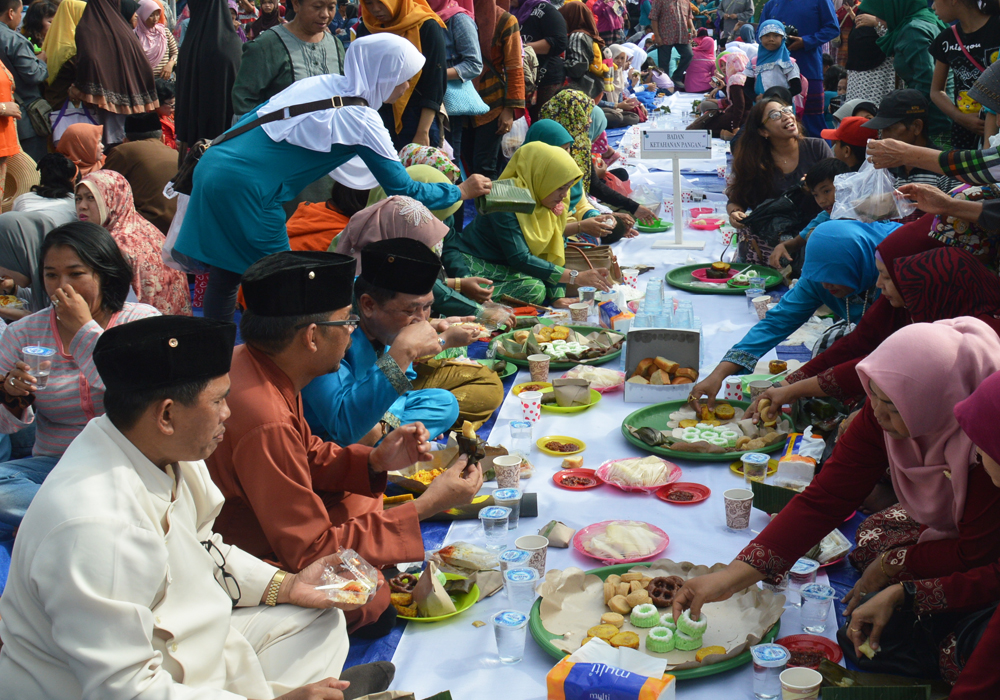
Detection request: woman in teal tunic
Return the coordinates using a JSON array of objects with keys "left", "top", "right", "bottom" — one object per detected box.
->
[{"left": 174, "top": 33, "right": 491, "bottom": 321}]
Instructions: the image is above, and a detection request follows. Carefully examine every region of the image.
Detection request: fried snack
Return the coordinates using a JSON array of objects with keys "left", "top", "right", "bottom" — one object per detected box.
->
[
  {"left": 714, "top": 403, "right": 735, "bottom": 420},
  {"left": 649, "top": 369, "right": 668, "bottom": 385},
  {"left": 604, "top": 581, "right": 617, "bottom": 604},
  {"left": 700, "top": 405, "right": 715, "bottom": 421},
  {"left": 617, "top": 582, "right": 630, "bottom": 597},
  {"left": 587, "top": 624, "right": 620, "bottom": 641},
  {"left": 672, "top": 377, "right": 694, "bottom": 385},
  {"left": 410, "top": 468, "right": 445, "bottom": 485},
  {"left": 551, "top": 325, "right": 571, "bottom": 341},
  {"left": 757, "top": 399, "right": 777, "bottom": 427},
  {"left": 627, "top": 375, "right": 649, "bottom": 384},
  {"left": 601, "top": 612, "right": 625, "bottom": 628},
  {"left": 735, "top": 436, "right": 752, "bottom": 450},
  {"left": 389, "top": 573, "right": 418, "bottom": 593},
  {"left": 608, "top": 595, "right": 632, "bottom": 614},
  {"left": 769, "top": 360, "right": 788, "bottom": 375},
  {"left": 606, "top": 574, "right": 622, "bottom": 587},
  {"left": 679, "top": 419, "right": 699, "bottom": 429},
  {"left": 696, "top": 646, "right": 726, "bottom": 662},
  {"left": 640, "top": 576, "right": 652, "bottom": 588},
  {"left": 620, "top": 573, "right": 644, "bottom": 583},
  {"left": 654, "top": 357, "right": 679, "bottom": 374},
  {"left": 674, "top": 367, "right": 699, "bottom": 381},
  {"left": 859, "top": 639, "right": 878, "bottom": 659},
  {"left": 395, "top": 603, "right": 418, "bottom": 617},
  {"left": 390, "top": 592, "right": 413, "bottom": 607},
  {"left": 626, "top": 590, "right": 651, "bottom": 607},
  {"left": 635, "top": 358, "right": 655, "bottom": 378},
  {"left": 629, "top": 580, "right": 645, "bottom": 594},
  {"left": 746, "top": 438, "right": 766, "bottom": 450},
  {"left": 513, "top": 330, "right": 530, "bottom": 343},
  {"left": 648, "top": 576, "right": 684, "bottom": 608},
  {"left": 609, "top": 631, "right": 640, "bottom": 649}
]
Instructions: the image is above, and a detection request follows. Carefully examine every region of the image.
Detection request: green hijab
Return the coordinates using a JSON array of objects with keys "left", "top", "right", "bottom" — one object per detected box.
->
[
  {"left": 523, "top": 119, "right": 586, "bottom": 209},
  {"left": 858, "top": 0, "right": 945, "bottom": 54}
]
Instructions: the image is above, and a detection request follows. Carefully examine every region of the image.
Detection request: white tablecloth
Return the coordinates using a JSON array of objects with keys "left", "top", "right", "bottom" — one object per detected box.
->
[{"left": 388, "top": 169, "right": 843, "bottom": 698}]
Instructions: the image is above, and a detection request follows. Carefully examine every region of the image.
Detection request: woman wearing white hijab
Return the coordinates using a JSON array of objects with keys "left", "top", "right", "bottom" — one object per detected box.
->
[{"left": 174, "top": 34, "right": 492, "bottom": 321}]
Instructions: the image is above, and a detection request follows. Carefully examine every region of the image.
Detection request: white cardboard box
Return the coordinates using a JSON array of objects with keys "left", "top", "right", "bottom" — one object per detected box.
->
[{"left": 623, "top": 328, "right": 701, "bottom": 404}]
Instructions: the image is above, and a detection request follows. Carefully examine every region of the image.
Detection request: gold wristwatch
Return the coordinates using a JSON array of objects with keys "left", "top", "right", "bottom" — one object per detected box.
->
[{"left": 265, "top": 570, "right": 287, "bottom": 606}]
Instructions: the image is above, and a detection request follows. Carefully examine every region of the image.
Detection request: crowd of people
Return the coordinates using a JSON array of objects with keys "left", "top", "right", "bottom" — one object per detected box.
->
[{"left": 0, "top": 0, "right": 993, "bottom": 696}]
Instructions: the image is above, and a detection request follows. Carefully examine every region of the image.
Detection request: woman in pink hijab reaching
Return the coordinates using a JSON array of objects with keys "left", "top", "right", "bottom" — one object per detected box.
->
[
  {"left": 668, "top": 318, "right": 1000, "bottom": 640},
  {"left": 135, "top": 0, "right": 177, "bottom": 78}
]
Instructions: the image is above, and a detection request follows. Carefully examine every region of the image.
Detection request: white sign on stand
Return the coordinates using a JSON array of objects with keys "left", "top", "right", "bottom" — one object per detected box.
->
[{"left": 639, "top": 129, "right": 712, "bottom": 250}]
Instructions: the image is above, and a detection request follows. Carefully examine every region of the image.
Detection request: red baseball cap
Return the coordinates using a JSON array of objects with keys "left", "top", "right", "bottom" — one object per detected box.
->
[{"left": 820, "top": 116, "right": 879, "bottom": 147}]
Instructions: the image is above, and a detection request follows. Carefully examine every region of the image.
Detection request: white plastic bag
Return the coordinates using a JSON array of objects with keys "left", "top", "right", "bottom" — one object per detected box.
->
[
  {"left": 831, "top": 160, "right": 917, "bottom": 223},
  {"left": 161, "top": 182, "right": 208, "bottom": 273},
  {"left": 501, "top": 116, "right": 528, "bottom": 159}
]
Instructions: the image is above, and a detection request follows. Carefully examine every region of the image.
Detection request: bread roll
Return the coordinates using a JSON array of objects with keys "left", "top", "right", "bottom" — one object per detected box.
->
[
  {"left": 674, "top": 367, "right": 699, "bottom": 381},
  {"left": 649, "top": 369, "right": 667, "bottom": 385},
  {"left": 627, "top": 376, "right": 649, "bottom": 384},
  {"left": 635, "top": 358, "right": 655, "bottom": 378},
  {"left": 654, "top": 357, "right": 679, "bottom": 374},
  {"left": 672, "top": 377, "right": 694, "bottom": 385}
]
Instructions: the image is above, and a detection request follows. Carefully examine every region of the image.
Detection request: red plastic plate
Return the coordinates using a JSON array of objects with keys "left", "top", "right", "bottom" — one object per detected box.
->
[
  {"left": 775, "top": 634, "right": 843, "bottom": 668},
  {"left": 690, "top": 267, "right": 737, "bottom": 284},
  {"left": 655, "top": 482, "right": 711, "bottom": 505},
  {"left": 553, "top": 468, "right": 604, "bottom": 490}
]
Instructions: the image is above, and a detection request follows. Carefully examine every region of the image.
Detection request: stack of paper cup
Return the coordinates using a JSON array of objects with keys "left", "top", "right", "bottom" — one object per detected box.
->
[
  {"left": 724, "top": 376, "right": 743, "bottom": 401},
  {"left": 622, "top": 269, "right": 639, "bottom": 289}
]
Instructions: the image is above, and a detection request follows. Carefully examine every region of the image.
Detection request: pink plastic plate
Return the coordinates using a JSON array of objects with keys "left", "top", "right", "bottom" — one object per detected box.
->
[
  {"left": 690, "top": 266, "right": 738, "bottom": 284},
  {"left": 818, "top": 555, "right": 847, "bottom": 569},
  {"left": 595, "top": 457, "right": 683, "bottom": 493},
  {"left": 573, "top": 520, "right": 669, "bottom": 564},
  {"left": 689, "top": 207, "right": 714, "bottom": 218},
  {"left": 690, "top": 218, "right": 724, "bottom": 230},
  {"left": 560, "top": 369, "right": 626, "bottom": 393}
]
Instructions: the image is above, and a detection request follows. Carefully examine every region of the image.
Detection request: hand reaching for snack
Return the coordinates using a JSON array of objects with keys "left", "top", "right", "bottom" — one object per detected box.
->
[
  {"left": 845, "top": 584, "right": 904, "bottom": 661},
  {"left": 415, "top": 455, "right": 484, "bottom": 520}
]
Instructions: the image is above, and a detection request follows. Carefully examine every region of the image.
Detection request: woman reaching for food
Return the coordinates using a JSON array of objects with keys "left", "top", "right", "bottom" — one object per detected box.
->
[
  {"left": 688, "top": 217, "right": 898, "bottom": 411},
  {"left": 674, "top": 319, "right": 1000, "bottom": 654}
]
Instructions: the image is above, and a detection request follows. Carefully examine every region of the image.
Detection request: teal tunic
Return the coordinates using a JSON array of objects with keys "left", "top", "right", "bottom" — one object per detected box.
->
[
  {"left": 175, "top": 112, "right": 462, "bottom": 274},
  {"left": 301, "top": 333, "right": 458, "bottom": 446}
]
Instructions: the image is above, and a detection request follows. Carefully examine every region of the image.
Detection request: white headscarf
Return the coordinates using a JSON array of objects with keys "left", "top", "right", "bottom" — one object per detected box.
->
[
  {"left": 621, "top": 43, "right": 648, "bottom": 71},
  {"left": 258, "top": 34, "right": 424, "bottom": 186}
]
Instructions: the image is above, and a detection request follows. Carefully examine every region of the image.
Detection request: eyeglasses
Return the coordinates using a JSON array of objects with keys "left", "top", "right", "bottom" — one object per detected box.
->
[
  {"left": 202, "top": 539, "right": 241, "bottom": 607},
  {"left": 766, "top": 106, "right": 795, "bottom": 121},
  {"left": 295, "top": 313, "right": 361, "bottom": 330}
]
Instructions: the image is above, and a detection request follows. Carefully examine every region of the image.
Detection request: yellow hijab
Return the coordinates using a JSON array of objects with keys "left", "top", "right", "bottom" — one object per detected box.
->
[
  {"left": 360, "top": 0, "right": 446, "bottom": 133},
  {"left": 368, "top": 164, "right": 463, "bottom": 221},
  {"left": 42, "top": 0, "right": 87, "bottom": 85},
  {"left": 498, "top": 142, "right": 582, "bottom": 267}
]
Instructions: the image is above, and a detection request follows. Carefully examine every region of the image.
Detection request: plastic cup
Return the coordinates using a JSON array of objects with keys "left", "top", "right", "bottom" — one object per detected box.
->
[
  {"left": 569, "top": 303, "right": 590, "bottom": 323},
  {"left": 752, "top": 643, "right": 790, "bottom": 700},
  {"left": 749, "top": 276, "right": 767, "bottom": 294},
  {"left": 742, "top": 452, "right": 770, "bottom": 485},
  {"left": 787, "top": 557, "right": 820, "bottom": 607},
  {"left": 779, "top": 666, "right": 822, "bottom": 699},
  {"left": 497, "top": 548, "right": 532, "bottom": 573},
  {"left": 745, "top": 288, "right": 759, "bottom": 312},
  {"left": 753, "top": 296, "right": 772, "bottom": 320},
  {"left": 527, "top": 354, "right": 550, "bottom": 382},
  {"left": 21, "top": 346, "right": 56, "bottom": 389},
  {"left": 799, "top": 583, "right": 835, "bottom": 633},
  {"left": 493, "top": 488, "right": 522, "bottom": 529},
  {"left": 479, "top": 505, "right": 511, "bottom": 551},
  {"left": 492, "top": 609, "right": 529, "bottom": 663},
  {"left": 492, "top": 455, "right": 522, "bottom": 489},
  {"left": 724, "top": 488, "right": 754, "bottom": 531},
  {"left": 622, "top": 268, "right": 639, "bottom": 289},
  {"left": 518, "top": 390, "right": 543, "bottom": 423},
  {"left": 514, "top": 534, "right": 548, "bottom": 578},
  {"left": 503, "top": 567, "right": 540, "bottom": 612},
  {"left": 724, "top": 376, "right": 743, "bottom": 402},
  {"left": 508, "top": 420, "right": 532, "bottom": 458},
  {"left": 748, "top": 380, "right": 772, "bottom": 401}
]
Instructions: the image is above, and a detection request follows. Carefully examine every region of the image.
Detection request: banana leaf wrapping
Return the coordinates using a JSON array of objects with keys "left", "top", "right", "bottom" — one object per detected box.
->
[
  {"left": 476, "top": 179, "right": 536, "bottom": 214},
  {"left": 497, "top": 325, "right": 624, "bottom": 363},
  {"left": 819, "top": 660, "right": 948, "bottom": 700}
]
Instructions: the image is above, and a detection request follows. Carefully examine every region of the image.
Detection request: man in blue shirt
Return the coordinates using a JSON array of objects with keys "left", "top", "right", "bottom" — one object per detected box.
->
[
  {"left": 759, "top": 0, "right": 839, "bottom": 139},
  {"left": 303, "top": 238, "right": 500, "bottom": 446}
]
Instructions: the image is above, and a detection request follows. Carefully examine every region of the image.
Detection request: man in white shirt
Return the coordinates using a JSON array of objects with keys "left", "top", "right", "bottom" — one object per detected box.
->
[{"left": 0, "top": 315, "right": 363, "bottom": 700}]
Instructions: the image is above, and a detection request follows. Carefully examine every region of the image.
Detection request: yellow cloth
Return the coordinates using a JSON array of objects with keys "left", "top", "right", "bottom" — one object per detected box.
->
[
  {"left": 42, "top": 0, "right": 86, "bottom": 85},
  {"left": 590, "top": 43, "right": 610, "bottom": 76},
  {"left": 498, "top": 141, "right": 581, "bottom": 267},
  {"left": 360, "top": 0, "right": 446, "bottom": 133},
  {"left": 368, "top": 164, "right": 462, "bottom": 221}
]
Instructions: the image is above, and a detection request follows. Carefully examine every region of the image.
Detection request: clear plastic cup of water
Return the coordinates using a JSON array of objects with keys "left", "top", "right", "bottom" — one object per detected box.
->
[
  {"left": 479, "top": 506, "right": 511, "bottom": 551},
  {"left": 503, "top": 567, "right": 539, "bottom": 612},
  {"left": 492, "top": 609, "right": 529, "bottom": 664},
  {"left": 745, "top": 288, "right": 759, "bottom": 313},
  {"left": 22, "top": 346, "right": 56, "bottom": 389},
  {"left": 749, "top": 276, "right": 767, "bottom": 295},
  {"left": 751, "top": 643, "right": 790, "bottom": 700},
  {"left": 799, "top": 583, "right": 836, "bottom": 634},
  {"left": 508, "top": 421, "right": 532, "bottom": 459},
  {"left": 674, "top": 301, "right": 694, "bottom": 329},
  {"left": 787, "top": 557, "right": 820, "bottom": 607},
  {"left": 492, "top": 488, "right": 522, "bottom": 529}
]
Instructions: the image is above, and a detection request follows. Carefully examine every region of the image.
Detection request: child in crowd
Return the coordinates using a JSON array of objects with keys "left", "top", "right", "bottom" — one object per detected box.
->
[
  {"left": 821, "top": 115, "right": 878, "bottom": 171},
  {"left": 824, "top": 65, "right": 848, "bottom": 127},
  {"left": 768, "top": 158, "right": 850, "bottom": 268},
  {"left": 641, "top": 58, "right": 674, "bottom": 94},
  {"left": 929, "top": 0, "right": 1000, "bottom": 149},
  {"left": 745, "top": 20, "right": 801, "bottom": 99},
  {"left": 154, "top": 79, "right": 176, "bottom": 150}
]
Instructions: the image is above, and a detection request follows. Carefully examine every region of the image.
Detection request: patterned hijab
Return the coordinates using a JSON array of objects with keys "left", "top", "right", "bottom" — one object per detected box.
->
[
  {"left": 721, "top": 50, "right": 749, "bottom": 87},
  {"left": 540, "top": 89, "right": 593, "bottom": 193},
  {"left": 398, "top": 143, "right": 461, "bottom": 183},
  {"left": 895, "top": 247, "right": 1000, "bottom": 335},
  {"left": 336, "top": 196, "right": 448, "bottom": 274},
  {"left": 857, "top": 318, "right": 1000, "bottom": 543},
  {"left": 78, "top": 170, "right": 148, "bottom": 235}
]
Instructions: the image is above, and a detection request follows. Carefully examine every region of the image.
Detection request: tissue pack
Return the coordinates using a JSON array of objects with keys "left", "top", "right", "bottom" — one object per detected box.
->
[{"left": 546, "top": 659, "right": 676, "bottom": 700}]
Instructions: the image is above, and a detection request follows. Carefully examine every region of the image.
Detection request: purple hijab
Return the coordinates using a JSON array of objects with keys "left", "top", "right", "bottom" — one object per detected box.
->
[{"left": 514, "top": 0, "right": 548, "bottom": 24}]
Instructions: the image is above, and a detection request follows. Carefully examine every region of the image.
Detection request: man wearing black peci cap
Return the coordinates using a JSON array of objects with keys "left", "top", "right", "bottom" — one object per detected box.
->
[
  {"left": 104, "top": 111, "right": 179, "bottom": 234},
  {"left": 863, "top": 89, "right": 960, "bottom": 194},
  {"left": 208, "top": 250, "right": 482, "bottom": 636},
  {"left": 302, "top": 237, "right": 502, "bottom": 448},
  {"left": 0, "top": 316, "right": 363, "bottom": 700}
]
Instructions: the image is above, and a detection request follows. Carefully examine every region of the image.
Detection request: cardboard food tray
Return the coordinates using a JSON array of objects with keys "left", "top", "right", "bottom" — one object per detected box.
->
[
  {"left": 388, "top": 437, "right": 508, "bottom": 493},
  {"left": 623, "top": 328, "right": 700, "bottom": 404},
  {"left": 530, "top": 560, "right": 783, "bottom": 680}
]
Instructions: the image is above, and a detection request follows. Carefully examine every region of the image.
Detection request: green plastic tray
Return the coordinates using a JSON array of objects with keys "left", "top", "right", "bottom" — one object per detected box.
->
[
  {"left": 529, "top": 562, "right": 781, "bottom": 679},
  {"left": 664, "top": 264, "right": 783, "bottom": 295},
  {"left": 493, "top": 325, "right": 622, "bottom": 370},
  {"left": 621, "top": 399, "right": 788, "bottom": 462},
  {"left": 476, "top": 358, "right": 518, "bottom": 379},
  {"left": 636, "top": 219, "right": 673, "bottom": 234}
]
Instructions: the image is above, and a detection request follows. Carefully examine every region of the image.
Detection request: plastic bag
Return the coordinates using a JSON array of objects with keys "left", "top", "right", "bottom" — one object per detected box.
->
[
  {"left": 831, "top": 160, "right": 917, "bottom": 223},
  {"left": 501, "top": 117, "right": 528, "bottom": 159},
  {"left": 630, "top": 183, "right": 664, "bottom": 217},
  {"left": 161, "top": 183, "right": 208, "bottom": 274},
  {"left": 317, "top": 548, "right": 378, "bottom": 605}
]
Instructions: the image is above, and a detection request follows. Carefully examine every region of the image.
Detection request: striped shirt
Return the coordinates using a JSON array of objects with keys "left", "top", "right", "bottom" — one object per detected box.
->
[{"left": 0, "top": 303, "right": 159, "bottom": 457}]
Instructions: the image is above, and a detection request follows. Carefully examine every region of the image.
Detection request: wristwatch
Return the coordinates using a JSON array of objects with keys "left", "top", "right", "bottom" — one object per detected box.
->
[{"left": 568, "top": 269, "right": 579, "bottom": 283}]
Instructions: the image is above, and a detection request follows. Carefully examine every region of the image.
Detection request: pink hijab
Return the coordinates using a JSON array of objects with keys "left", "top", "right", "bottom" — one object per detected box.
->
[
  {"left": 335, "top": 196, "right": 449, "bottom": 274},
  {"left": 428, "top": 0, "right": 473, "bottom": 22},
  {"left": 856, "top": 317, "right": 1000, "bottom": 543},
  {"left": 135, "top": 0, "right": 167, "bottom": 69},
  {"left": 721, "top": 51, "right": 749, "bottom": 87}
]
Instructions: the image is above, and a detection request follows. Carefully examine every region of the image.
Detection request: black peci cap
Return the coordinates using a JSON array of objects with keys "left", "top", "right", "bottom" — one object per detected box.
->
[
  {"left": 241, "top": 251, "right": 357, "bottom": 317},
  {"left": 359, "top": 238, "right": 442, "bottom": 296}
]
